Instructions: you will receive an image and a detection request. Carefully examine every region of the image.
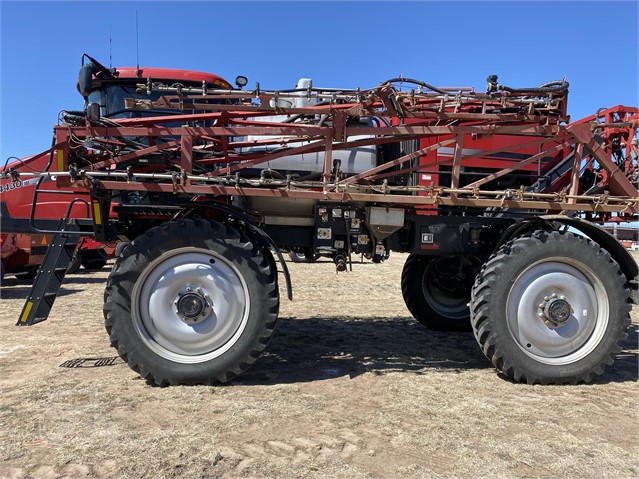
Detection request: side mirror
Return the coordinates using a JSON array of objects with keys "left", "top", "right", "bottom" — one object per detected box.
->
[
  {"left": 87, "top": 102, "right": 101, "bottom": 123},
  {"left": 77, "top": 63, "right": 96, "bottom": 98},
  {"left": 235, "top": 75, "right": 248, "bottom": 89}
]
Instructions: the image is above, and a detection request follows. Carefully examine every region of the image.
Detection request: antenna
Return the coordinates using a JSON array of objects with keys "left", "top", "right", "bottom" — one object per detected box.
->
[
  {"left": 109, "top": 26, "right": 112, "bottom": 68},
  {"left": 135, "top": 10, "right": 140, "bottom": 76}
]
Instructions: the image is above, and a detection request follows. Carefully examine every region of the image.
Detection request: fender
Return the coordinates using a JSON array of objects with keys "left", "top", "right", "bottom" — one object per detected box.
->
[
  {"left": 178, "top": 201, "right": 293, "bottom": 301},
  {"left": 497, "top": 215, "right": 638, "bottom": 304}
]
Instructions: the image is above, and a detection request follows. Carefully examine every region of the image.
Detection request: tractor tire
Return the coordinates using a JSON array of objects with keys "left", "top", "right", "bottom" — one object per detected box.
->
[
  {"left": 103, "top": 218, "right": 280, "bottom": 386},
  {"left": 15, "top": 267, "right": 38, "bottom": 281},
  {"left": 81, "top": 249, "right": 108, "bottom": 271},
  {"left": 470, "top": 230, "right": 631, "bottom": 384},
  {"left": 66, "top": 251, "right": 81, "bottom": 274},
  {"left": 288, "top": 248, "right": 319, "bottom": 263},
  {"left": 114, "top": 241, "right": 130, "bottom": 258},
  {"left": 401, "top": 254, "right": 474, "bottom": 331}
]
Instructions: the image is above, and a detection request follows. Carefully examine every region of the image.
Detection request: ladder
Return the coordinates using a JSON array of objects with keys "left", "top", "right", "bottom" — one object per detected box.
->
[{"left": 16, "top": 222, "right": 80, "bottom": 326}]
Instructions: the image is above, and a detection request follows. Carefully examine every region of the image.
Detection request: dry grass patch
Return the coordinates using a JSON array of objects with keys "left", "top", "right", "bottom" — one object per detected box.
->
[{"left": 1, "top": 253, "right": 637, "bottom": 478}]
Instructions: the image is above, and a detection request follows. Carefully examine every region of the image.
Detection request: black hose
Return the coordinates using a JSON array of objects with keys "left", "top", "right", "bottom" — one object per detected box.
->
[
  {"left": 282, "top": 101, "right": 331, "bottom": 123},
  {"left": 260, "top": 168, "right": 286, "bottom": 180},
  {"left": 377, "top": 78, "right": 449, "bottom": 95},
  {"left": 499, "top": 84, "right": 568, "bottom": 94}
]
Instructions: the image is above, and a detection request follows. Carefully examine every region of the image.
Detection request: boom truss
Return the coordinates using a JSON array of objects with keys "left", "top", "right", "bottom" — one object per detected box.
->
[{"left": 14, "top": 76, "right": 639, "bottom": 220}]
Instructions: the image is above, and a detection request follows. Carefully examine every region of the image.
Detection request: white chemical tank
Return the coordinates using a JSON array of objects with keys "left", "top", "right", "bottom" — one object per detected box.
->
[{"left": 241, "top": 79, "right": 377, "bottom": 177}]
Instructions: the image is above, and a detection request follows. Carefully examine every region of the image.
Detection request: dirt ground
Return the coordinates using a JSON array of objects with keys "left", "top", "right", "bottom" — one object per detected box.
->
[{"left": 0, "top": 252, "right": 637, "bottom": 479}]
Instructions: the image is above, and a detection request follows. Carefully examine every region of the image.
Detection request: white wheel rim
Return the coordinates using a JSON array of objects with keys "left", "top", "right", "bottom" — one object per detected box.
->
[
  {"left": 131, "top": 247, "right": 250, "bottom": 363},
  {"left": 506, "top": 257, "right": 609, "bottom": 365}
]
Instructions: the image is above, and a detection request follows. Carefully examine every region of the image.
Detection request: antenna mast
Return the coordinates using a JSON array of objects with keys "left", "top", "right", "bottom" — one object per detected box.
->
[
  {"left": 109, "top": 26, "right": 112, "bottom": 68},
  {"left": 135, "top": 10, "right": 140, "bottom": 75}
]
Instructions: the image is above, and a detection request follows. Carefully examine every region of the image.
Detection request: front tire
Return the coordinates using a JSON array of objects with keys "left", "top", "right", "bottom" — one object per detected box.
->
[
  {"left": 103, "top": 219, "right": 279, "bottom": 385},
  {"left": 470, "top": 230, "right": 631, "bottom": 384},
  {"left": 114, "top": 241, "right": 130, "bottom": 258}
]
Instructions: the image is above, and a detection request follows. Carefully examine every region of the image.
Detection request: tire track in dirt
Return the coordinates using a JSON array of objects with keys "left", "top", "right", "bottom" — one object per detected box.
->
[
  {"left": 216, "top": 427, "right": 456, "bottom": 476},
  {"left": 1, "top": 460, "right": 118, "bottom": 479}
]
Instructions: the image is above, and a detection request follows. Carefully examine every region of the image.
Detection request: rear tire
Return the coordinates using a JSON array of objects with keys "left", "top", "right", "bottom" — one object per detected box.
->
[
  {"left": 103, "top": 218, "right": 279, "bottom": 385},
  {"left": 401, "top": 255, "right": 475, "bottom": 331},
  {"left": 81, "top": 249, "right": 108, "bottom": 271},
  {"left": 66, "top": 251, "right": 81, "bottom": 274},
  {"left": 288, "top": 248, "right": 319, "bottom": 263},
  {"left": 470, "top": 230, "right": 631, "bottom": 384},
  {"left": 15, "top": 267, "right": 38, "bottom": 281}
]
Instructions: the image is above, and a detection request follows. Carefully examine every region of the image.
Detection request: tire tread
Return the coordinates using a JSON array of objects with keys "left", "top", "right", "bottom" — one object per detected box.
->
[
  {"left": 103, "top": 219, "right": 279, "bottom": 386},
  {"left": 470, "top": 230, "right": 631, "bottom": 385}
]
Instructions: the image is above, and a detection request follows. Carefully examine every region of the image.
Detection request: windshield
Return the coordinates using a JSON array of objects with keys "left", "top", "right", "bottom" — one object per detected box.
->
[{"left": 88, "top": 83, "right": 225, "bottom": 124}]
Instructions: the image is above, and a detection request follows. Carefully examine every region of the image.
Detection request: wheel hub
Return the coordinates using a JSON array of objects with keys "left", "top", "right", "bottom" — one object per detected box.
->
[
  {"left": 174, "top": 287, "right": 211, "bottom": 324},
  {"left": 538, "top": 292, "right": 573, "bottom": 327}
]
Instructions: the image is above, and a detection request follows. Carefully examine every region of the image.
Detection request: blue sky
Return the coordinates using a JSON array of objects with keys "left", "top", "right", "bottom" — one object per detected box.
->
[{"left": 1, "top": 1, "right": 638, "bottom": 161}]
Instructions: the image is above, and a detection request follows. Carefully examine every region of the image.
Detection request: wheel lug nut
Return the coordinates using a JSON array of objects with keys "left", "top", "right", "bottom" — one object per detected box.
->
[
  {"left": 538, "top": 303, "right": 545, "bottom": 309},
  {"left": 551, "top": 293, "right": 557, "bottom": 298},
  {"left": 544, "top": 296, "right": 550, "bottom": 301}
]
